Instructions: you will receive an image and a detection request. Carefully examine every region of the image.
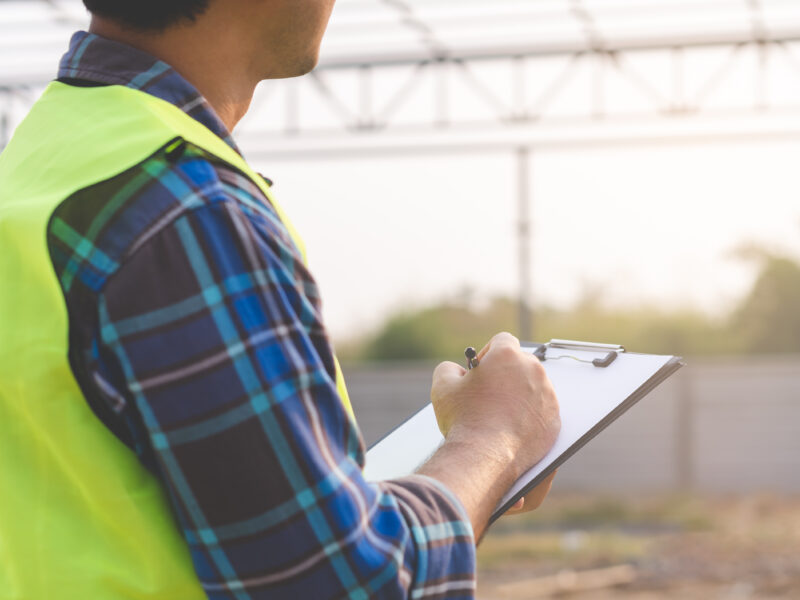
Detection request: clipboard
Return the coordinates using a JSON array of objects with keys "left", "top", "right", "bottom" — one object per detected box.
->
[{"left": 363, "top": 340, "right": 684, "bottom": 523}]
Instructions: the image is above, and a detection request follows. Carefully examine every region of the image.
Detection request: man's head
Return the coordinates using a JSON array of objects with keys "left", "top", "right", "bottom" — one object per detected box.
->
[
  {"left": 83, "top": 0, "right": 337, "bottom": 79},
  {"left": 82, "top": 1, "right": 211, "bottom": 31}
]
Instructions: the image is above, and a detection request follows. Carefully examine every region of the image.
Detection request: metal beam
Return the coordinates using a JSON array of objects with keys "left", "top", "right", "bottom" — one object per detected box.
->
[
  {"left": 237, "top": 113, "right": 800, "bottom": 161},
  {"left": 223, "top": 40, "right": 800, "bottom": 143},
  {"left": 517, "top": 147, "right": 533, "bottom": 341},
  {"left": 4, "top": 30, "right": 800, "bottom": 90},
  {"left": 316, "top": 31, "right": 800, "bottom": 71},
  {"left": 5, "top": 39, "right": 800, "bottom": 152}
]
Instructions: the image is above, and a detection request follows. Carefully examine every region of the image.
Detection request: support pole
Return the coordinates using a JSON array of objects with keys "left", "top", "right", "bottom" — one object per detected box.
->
[
  {"left": 285, "top": 80, "right": 299, "bottom": 135},
  {"left": 756, "top": 41, "right": 769, "bottom": 111},
  {"left": 517, "top": 146, "right": 533, "bottom": 340},
  {"left": 592, "top": 51, "right": 605, "bottom": 119},
  {"left": 359, "top": 64, "right": 373, "bottom": 128},
  {"left": 672, "top": 46, "right": 685, "bottom": 113},
  {"left": 434, "top": 59, "right": 449, "bottom": 128},
  {"left": 0, "top": 107, "right": 8, "bottom": 152},
  {"left": 676, "top": 368, "right": 695, "bottom": 491}
]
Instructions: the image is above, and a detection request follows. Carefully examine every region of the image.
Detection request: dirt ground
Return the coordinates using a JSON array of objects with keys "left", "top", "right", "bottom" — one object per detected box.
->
[{"left": 477, "top": 494, "right": 800, "bottom": 599}]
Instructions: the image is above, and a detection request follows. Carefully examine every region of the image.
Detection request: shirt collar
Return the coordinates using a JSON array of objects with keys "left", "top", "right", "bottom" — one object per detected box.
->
[{"left": 58, "top": 31, "right": 240, "bottom": 153}]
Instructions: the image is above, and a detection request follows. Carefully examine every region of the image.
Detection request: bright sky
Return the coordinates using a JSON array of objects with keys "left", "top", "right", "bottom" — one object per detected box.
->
[
  {"left": 235, "top": 35, "right": 800, "bottom": 341},
  {"left": 257, "top": 138, "right": 800, "bottom": 340},
  {"left": 4, "top": 2, "right": 800, "bottom": 343}
]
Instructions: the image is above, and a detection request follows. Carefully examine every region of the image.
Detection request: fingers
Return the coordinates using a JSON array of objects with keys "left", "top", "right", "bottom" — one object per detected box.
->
[
  {"left": 432, "top": 361, "right": 466, "bottom": 386},
  {"left": 477, "top": 331, "right": 521, "bottom": 361},
  {"left": 528, "top": 469, "right": 557, "bottom": 504},
  {"left": 505, "top": 470, "right": 558, "bottom": 516},
  {"left": 540, "top": 469, "right": 557, "bottom": 487},
  {"left": 490, "top": 331, "right": 521, "bottom": 350},
  {"left": 476, "top": 338, "right": 493, "bottom": 361}
]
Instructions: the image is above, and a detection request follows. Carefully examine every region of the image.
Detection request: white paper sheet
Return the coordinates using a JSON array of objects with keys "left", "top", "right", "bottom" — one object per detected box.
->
[{"left": 363, "top": 346, "right": 677, "bottom": 514}]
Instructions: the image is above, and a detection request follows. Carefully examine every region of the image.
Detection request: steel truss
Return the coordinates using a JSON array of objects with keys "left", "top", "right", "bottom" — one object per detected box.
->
[
  {"left": 3, "top": 0, "right": 800, "bottom": 337},
  {"left": 236, "top": 36, "right": 800, "bottom": 338},
  {"left": 240, "top": 38, "right": 800, "bottom": 142}
]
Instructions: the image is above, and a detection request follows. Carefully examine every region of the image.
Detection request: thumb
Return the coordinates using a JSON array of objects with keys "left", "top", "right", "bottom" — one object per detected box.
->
[{"left": 432, "top": 361, "right": 466, "bottom": 388}]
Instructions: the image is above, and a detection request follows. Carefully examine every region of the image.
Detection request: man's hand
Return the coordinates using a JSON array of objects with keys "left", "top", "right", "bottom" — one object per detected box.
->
[
  {"left": 504, "top": 470, "right": 557, "bottom": 515},
  {"left": 432, "top": 332, "right": 560, "bottom": 479},
  {"left": 417, "top": 332, "right": 560, "bottom": 539}
]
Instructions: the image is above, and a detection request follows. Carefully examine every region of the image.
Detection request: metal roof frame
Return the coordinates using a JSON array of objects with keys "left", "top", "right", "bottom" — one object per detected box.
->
[
  {"left": 3, "top": 0, "right": 800, "bottom": 75},
  {"left": 4, "top": 0, "right": 800, "bottom": 337}
]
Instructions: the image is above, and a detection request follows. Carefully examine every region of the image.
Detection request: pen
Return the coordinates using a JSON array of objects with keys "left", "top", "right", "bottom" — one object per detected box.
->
[{"left": 465, "top": 347, "right": 480, "bottom": 370}]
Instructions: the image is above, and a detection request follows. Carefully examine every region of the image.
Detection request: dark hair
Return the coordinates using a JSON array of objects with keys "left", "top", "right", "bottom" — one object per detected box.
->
[{"left": 82, "top": 0, "right": 210, "bottom": 31}]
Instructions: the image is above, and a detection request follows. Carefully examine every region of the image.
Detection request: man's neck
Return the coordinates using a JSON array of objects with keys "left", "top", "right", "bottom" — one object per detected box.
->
[{"left": 89, "top": 17, "right": 256, "bottom": 132}]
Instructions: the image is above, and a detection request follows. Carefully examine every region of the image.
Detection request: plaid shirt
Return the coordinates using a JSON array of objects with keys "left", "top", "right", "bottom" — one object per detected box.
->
[{"left": 48, "top": 31, "right": 476, "bottom": 600}]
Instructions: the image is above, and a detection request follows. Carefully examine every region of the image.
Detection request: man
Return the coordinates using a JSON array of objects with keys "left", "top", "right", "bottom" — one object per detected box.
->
[{"left": 0, "top": 1, "right": 560, "bottom": 598}]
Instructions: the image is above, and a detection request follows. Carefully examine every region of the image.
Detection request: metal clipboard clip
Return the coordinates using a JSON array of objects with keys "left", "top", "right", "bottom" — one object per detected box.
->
[{"left": 527, "top": 339, "right": 625, "bottom": 368}]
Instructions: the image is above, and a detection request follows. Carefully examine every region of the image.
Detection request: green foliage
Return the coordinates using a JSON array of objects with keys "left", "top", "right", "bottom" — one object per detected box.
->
[
  {"left": 733, "top": 255, "right": 800, "bottom": 353},
  {"left": 359, "top": 299, "right": 516, "bottom": 363},
  {"left": 345, "top": 252, "right": 800, "bottom": 361}
]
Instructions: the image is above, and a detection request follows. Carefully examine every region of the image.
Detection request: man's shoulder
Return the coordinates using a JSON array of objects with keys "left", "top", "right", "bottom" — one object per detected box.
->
[{"left": 47, "top": 141, "right": 279, "bottom": 296}]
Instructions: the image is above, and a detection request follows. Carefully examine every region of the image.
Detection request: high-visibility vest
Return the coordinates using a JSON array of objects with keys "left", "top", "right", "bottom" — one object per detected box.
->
[{"left": 0, "top": 81, "right": 353, "bottom": 598}]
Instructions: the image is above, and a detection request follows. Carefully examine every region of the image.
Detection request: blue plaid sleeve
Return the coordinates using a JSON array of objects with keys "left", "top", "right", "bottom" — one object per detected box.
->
[{"left": 95, "top": 187, "right": 476, "bottom": 599}]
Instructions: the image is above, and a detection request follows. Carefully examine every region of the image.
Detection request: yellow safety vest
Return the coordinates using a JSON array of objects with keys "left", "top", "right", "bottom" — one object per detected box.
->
[{"left": 0, "top": 81, "right": 352, "bottom": 598}]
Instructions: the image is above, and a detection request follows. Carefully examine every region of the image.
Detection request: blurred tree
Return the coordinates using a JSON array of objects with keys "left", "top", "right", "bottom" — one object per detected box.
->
[
  {"left": 732, "top": 254, "right": 800, "bottom": 353},
  {"left": 343, "top": 251, "right": 800, "bottom": 361},
  {"left": 359, "top": 299, "right": 516, "bottom": 362},
  {"left": 348, "top": 298, "right": 734, "bottom": 362}
]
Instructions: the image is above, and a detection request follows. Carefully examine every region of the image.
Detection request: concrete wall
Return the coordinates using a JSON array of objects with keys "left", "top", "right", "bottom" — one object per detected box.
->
[{"left": 345, "top": 356, "right": 800, "bottom": 493}]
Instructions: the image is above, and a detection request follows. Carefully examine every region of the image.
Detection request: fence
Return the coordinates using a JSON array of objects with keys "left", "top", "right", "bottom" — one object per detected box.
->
[{"left": 344, "top": 356, "right": 800, "bottom": 493}]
